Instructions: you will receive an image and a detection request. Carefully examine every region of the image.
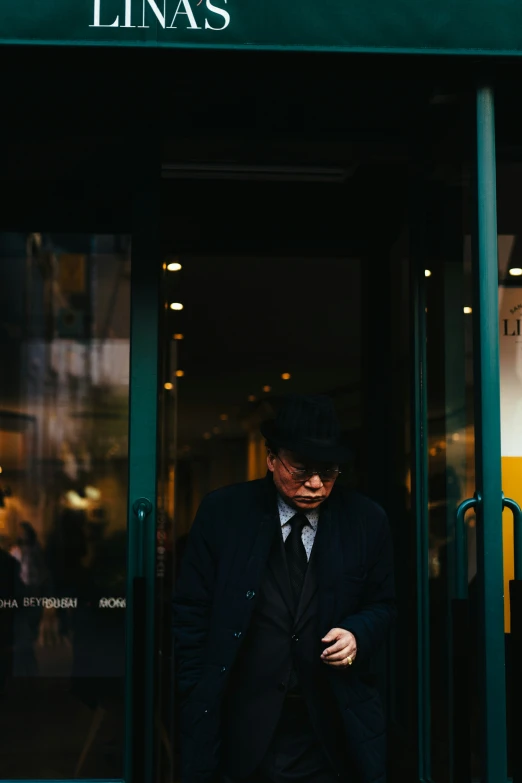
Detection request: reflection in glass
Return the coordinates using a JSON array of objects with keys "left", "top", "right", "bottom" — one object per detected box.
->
[{"left": 0, "top": 233, "right": 130, "bottom": 778}]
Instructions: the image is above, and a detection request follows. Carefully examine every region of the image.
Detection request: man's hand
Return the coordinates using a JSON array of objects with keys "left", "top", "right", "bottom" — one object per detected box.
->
[{"left": 320, "top": 628, "right": 357, "bottom": 668}]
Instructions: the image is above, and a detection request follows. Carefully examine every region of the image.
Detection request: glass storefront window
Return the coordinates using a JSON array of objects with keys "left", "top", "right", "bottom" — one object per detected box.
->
[
  {"left": 425, "top": 159, "right": 522, "bottom": 783},
  {"left": 0, "top": 233, "right": 130, "bottom": 778}
]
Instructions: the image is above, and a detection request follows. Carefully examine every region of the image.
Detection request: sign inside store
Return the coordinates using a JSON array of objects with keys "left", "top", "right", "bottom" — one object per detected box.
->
[{"left": 4, "top": 0, "right": 522, "bottom": 54}]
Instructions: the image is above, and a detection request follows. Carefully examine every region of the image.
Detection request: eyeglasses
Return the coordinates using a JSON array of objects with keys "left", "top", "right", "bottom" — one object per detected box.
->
[{"left": 276, "top": 455, "right": 340, "bottom": 482}]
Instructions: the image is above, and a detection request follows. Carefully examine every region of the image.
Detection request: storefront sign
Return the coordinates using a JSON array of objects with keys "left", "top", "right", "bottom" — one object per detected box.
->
[{"left": 4, "top": 0, "right": 522, "bottom": 54}]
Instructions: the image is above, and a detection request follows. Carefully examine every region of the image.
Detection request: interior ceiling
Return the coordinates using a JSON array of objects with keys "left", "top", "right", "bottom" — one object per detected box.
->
[
  {"left": 166, "top": 254, "right": 363, "bottom": 447},
  {"left": 167, "top": 255, "right": 362, "bottom": 373}
]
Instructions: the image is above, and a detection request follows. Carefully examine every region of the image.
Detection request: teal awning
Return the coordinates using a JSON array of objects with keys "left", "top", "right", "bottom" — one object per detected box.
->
[{"left": 3, "top": 0, "right": 522, "bottom": 54}]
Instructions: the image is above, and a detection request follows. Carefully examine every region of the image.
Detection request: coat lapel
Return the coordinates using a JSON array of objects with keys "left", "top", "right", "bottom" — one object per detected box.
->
[
  {"left": 267, "top": 528, "right": 295, "bottom": 618},
  {"left": 232, "top": 478, "right": 346, "bottom": 634},
  {"left": 228, "top": 477, "right": 280, "bottom": 595},
  {"left": 316, "top": 494, "right": 343, "bottom": 634}
]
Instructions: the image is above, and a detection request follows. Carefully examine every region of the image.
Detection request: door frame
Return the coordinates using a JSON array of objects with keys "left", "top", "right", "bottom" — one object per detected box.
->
[{"left": 124, "top": 173, "right": 161, "bottom": 783}]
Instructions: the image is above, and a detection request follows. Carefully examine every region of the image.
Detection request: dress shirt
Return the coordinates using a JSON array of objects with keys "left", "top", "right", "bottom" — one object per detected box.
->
[{"left": 277, "top": 495, "right": 319, "bottom": 561}]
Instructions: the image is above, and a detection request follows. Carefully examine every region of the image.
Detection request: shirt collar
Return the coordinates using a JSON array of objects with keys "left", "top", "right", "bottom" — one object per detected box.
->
[{"left": 277, "top": 494, "right": 319, "bottom": 530}]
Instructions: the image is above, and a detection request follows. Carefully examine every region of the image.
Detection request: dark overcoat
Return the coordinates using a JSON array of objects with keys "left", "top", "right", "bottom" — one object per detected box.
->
[{"left": 173, "top": 475, "right": 396, "bottom": 783}]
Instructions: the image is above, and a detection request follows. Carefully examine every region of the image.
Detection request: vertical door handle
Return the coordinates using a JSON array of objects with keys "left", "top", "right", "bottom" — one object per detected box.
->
[
  {"left": 133, "top": 497, "right": 153, "bottom": 523},
  {"left": 455, "top": 496, "right": 478, "bottom": 599},
  {"left": 503, "top": 495, "right": 522, "bottom": 581}
]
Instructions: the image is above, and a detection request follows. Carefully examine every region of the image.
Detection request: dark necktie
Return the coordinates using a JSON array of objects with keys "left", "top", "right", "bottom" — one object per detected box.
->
[{"left": 285, "top": 513, "right": 309, "bottom": 610}]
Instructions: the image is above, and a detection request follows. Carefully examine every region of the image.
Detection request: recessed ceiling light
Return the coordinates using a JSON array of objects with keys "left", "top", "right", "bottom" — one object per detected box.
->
[
  {"left": 262, "top": 385, "right": 272, "bottom": 393},
  {"left": 175, "top": 370, "right": 185, "bottom": 377},
  {"left": 173, "top": 333, "right": 184, "bottom": 340},
  {"left": 281, "top": 373, "right": 291, "bottom": 380},
  {"left": 425, "top": 269, "right": 432, "bottom": 277},
  {"left": 167, "top": 262, "right": 182, "bottom": 272},
  {"left": 463, "top": 306, "right": 472, "bottom": 314},
  {"left": 220, "top": 413, "right": 229, "bottom": 421},
  {"left": 164, "top": 382, "right": 173, "bottom": 390},
  {"left": 509, "top": 267, "right": 522, "bottom": 277},
  {"left": 248, "top": 395, "right": 257, "bottom": 402},
  {"left": 170, "top": 302, "right": 184, "bottom": 311}
]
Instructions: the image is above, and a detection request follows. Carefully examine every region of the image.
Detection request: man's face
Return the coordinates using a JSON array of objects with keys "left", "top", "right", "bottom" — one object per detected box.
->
[{"left": 267, "top": 448, "right": 339, "bottom": 511}]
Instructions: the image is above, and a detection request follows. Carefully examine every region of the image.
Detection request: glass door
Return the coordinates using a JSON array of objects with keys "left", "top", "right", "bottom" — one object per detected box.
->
[
  {"left": 0, "top": 187, "right": 159, "bottom": 783},
  {"left": 417, "top": 86, "right": 512, "bottom": 783}
]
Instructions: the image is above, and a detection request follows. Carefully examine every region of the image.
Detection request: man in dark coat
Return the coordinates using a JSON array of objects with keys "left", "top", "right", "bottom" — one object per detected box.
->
[{"left": 173, "top": 395, "right": 396, "bottom": 783}]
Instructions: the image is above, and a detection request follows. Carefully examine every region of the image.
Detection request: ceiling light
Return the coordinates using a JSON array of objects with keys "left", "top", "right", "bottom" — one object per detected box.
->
[
  {"left": 281, "top": 373, "right": 291, "bottom": 380},
  {"left": 164, "top": 382, "right": 174, "bottom": 390},
  {"left": 170, "top": 302, "right": 184, "bottom": 311},
  {"left": 203, "top": 432, "right": 212, "bottom": 440},
  {"left": 175, "top": 370, "right": 185, "bottom": 377},
  {"left": 509, "top": 267, "right": 522, "bottom": 277},
  {"left": 262, "top": 385, "right": 272, "bottom": 393},
  {"left": 425, "top": 269, "right": 432, "bottom": 277},
  {"left": 463, "top": 306, "right": 472, "bottom": 314},
  {"left": 220, "top": 414, "right": 228, "bottom": 421},
  {"left": 248, "top": 395, "right": 257, "bottom": 402},
  {"left": 173, "top": 333, "right": 184, "bottom": 340},
  {"left": 167, "top": 261, "right": 182, "bottom": 272}
]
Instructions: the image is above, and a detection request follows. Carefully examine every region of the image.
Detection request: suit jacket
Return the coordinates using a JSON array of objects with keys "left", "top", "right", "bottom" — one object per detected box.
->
[
  {"left": 173, "top": 475, "right": 396, "bottom": 783},
  {"left": 221, "top": 519, "right": 349, "bottom": 779}
]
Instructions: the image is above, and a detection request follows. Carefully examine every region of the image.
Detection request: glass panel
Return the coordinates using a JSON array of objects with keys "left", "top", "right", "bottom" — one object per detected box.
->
[
  {"left": 424, "top": 178, "right": 477, "bottom": 780},
  {"left": 0, "top": 233, "right": 131, "bottom": 778},
  {"left": 496, "top": 162, "right": 522, "bottom": 780}
]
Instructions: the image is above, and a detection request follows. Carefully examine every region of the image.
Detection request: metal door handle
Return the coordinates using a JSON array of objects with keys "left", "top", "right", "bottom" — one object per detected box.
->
[
  {"left": 133, "top": 497, "right": 153, "bottom": 523},
  {"left": 455, "top": 495, "right": 479, "bottom": 599},
  {"left": 503, "top": 494, "right": 522, "bottom": 581}
]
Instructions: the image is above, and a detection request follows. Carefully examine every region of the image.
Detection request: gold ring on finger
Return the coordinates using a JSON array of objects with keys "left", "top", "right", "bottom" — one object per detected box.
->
[{"left": 346, "top": 656, "right": 353, "bottom": 665}]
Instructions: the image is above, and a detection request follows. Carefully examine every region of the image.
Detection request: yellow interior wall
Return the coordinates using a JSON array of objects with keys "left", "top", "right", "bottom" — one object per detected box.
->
[{"left": 502, "top": 456, "right": 521, "bottom": 632}]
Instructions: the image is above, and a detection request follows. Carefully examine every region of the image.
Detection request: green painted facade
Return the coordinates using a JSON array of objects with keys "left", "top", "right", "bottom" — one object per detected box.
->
[{"left": 3, "top": 0, "right": 522, "bottom": 54}]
